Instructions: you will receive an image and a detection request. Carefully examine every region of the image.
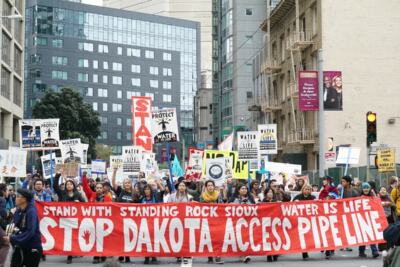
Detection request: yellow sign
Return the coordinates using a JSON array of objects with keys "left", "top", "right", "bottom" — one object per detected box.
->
[
  {"left": 377, "top": 148, "right": 396, "bottom": 173},
  {"left": 203, "top": 150, "right": 255, "bottom": 180}
]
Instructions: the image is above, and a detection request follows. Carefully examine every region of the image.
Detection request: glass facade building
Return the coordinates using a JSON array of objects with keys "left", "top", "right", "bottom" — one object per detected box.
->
[{"left": 25, "top": 0, "right": 200, "bottom": 151}]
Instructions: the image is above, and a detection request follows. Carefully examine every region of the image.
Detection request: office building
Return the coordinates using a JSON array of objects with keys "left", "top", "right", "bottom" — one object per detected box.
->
[
  {"left": 25, "top": 0, "right": 200, "bottom": 153},
  {"left": 255, "top": 0, "right": 400, "bottom": 170},
  {"left": 212, "top": 0, "right": 266, "bottom": 143},
  {"left": 0, "top": 0, "right": 24, "bottom": 149}
]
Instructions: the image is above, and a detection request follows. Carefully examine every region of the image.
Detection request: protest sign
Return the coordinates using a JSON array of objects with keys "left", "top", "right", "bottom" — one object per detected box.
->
[
  {"left": 377, "top": 148, "right": 396, "bottom": 172},
  {"left": 204, "top": 157, "right": 229, "bottom": 187},
  {"left": 0, "top": 149, "right": 27, "bottom": 177},
  {"left": 203, "top": 150, "right": 255, "bottom": 180},
  {"left": 261, "top": 161, "right": 302, "bottom": 185},
  {"left": 41, "top": 153, "right": 56, "bottom": 179},
  {"left": 132, "top": 97, "right": 152, "bottom": 151},
  {"left": 185, "top": 148, "right": 204, "bottom": 180},
  {"left": 107, "top": 167, "right": 124, "bottom": 184},
  {"left": 110, "top": 156, "right": 123, "bottom": 169},
  {"left": 55, "top": 162, "right": 80, "bottom": 178},
  {"left": 336, "top": 147, "right": 360, "bottom": 165},
  {"left": 151, "top": 108, "right": 179, "bottom": 143},
  {"left": 141, "top": 152, "right": 157, "bottom": 174},
  {"left": 60, "top": 139, "right": 83, "bottom": 164},
  {"left": 258, "top": 124, "right": 277, "bottom": 156},
  {"left": 218, "top": 132, "right": 233, "bottom": 151},
  {"left": 82, "top": 144, "right": 89, "bottom": 165},
  {"left": 37, "top": 197, "right": 388, "bottom": 257},
  {"left": 237, "top": 131, "right": 259, "bottom": 170},
  {"left": 92, "top": 160, "right": 107, "bottom": 174},
  {"left": 19, "top": 119, "right": 60, "bottom": 150},
  {"left": 122, "top": 146, "right": 142, "bottom": 175}
]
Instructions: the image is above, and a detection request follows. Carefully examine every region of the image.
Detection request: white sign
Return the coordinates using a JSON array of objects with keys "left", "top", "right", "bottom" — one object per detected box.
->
[
  {"left": 91, "top": 160, "right": 107, "bottom": 174},
  {"left": 237, "top": 131, "right": 259, "bottom": 170},
  {"left": 122, "top": 146, "right": 142, "bottom": 174},
  {"left": 19, "top": 119, "right": 60, "bottom": 150},
  {"left": 151, "top": 108, "right": 179, "bottom": 143},
  {"left": 107, "top": 167, "right": 124, "bottom": 184},
  {"left": 141, "top": 152, "right": 157, "bottom": 173},
  {"left": 60, "top": 138, "right": 83, "bottom": 164},
  {"left": 205, "top": 157, "right": 228, "bottom": 187},
  {"left": 82, "top": 144, "right": 89, "bottom": 165},
  {"left": 336, "top": 147, "right": 361, "bottom": 165},
  {"left": 0, "top": 149, "right": 27, "bottom": 177},
  {"left": 258, "top": 124, "right": 277, "bottom": 156},
  {"left": 41, "top": 153, "right": 56, "bottom": 179},
  {"left": 263, "top": 161, "right": 302, "bottom": 175},
  {"left": 218, "top": 132, "right": 233, "bottom": 151}
]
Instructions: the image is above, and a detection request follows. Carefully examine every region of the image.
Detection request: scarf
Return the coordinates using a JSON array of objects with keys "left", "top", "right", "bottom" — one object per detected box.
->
[{"left": 201, "top": 190, "right": 219, "bottom": 203}]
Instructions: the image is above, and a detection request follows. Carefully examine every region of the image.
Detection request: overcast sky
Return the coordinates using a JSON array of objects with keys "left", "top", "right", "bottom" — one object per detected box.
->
[{"left": 82, "top": 0, "right": 103, "bottom": 6}]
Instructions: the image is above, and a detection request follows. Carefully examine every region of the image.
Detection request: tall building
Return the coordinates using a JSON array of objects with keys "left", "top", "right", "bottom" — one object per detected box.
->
[
  {"left": 104, "top": 0, "right": 212, "bottom": 73},
  {"left": 256, "top": 0, "right": 400, "bottom": 170},
  {"left": 0, "top": 0, "right": 24, "bottom": 149},
  {"left": 25, "top": 0, "right": 200, "bottom": 153},
  {"left": 212, "top": 0, "right": 266, "bottom": 143}
]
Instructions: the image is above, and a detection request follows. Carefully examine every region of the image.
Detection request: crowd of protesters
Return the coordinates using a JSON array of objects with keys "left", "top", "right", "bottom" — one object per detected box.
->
[{"left": 0, "top": 168, "right": 399, "bottom": 267}]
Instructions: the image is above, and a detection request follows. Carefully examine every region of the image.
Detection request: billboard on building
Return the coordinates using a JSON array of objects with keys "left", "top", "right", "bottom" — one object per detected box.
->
[{"left": 323, "top": 71, "right": 343, "bottom": 111}]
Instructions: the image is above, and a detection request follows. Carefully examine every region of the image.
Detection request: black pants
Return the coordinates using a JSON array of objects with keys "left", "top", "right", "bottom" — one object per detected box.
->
[{"left": 10, "top": 247, "right": 42, "bottom": 267}]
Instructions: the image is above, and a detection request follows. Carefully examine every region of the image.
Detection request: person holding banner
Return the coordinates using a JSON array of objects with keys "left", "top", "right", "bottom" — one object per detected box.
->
[
  {"left": 200, "top": 180, "right": 224, "bottom": 264},
  {"left": 390, "top": 181, "right": 400, "bottom": 221},
  {"left": 54, "top": 170, "right": 86, "bottom": 264},
  {"left": 262, "top": 188, "right": 279, "bottom": 262},
  {"left": 319, "top": 176, "right": 339, "bottom": 200},
  {"left": 4, "top": 189, "right": 42, "bottom": 267}
]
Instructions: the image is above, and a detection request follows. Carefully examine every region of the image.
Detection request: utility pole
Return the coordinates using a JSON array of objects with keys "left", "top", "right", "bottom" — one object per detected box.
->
[{"left": 318, "top": 49, "right": 325, "bottom": 178}]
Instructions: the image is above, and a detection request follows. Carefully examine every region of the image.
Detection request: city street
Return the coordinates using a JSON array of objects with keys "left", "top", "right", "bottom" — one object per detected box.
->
[{"left": 37, "top": 249, "right": 383, "bottom": 267}]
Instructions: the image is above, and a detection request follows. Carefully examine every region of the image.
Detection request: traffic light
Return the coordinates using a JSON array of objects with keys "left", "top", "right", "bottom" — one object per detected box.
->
[{"left": 366, "top": 111, "right": 377, "bottom": 147}]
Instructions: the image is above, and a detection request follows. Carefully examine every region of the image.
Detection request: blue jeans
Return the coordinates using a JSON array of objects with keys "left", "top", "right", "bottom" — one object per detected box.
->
[{"left": 359, "top": 244, "right": 378, "bottom": 256}]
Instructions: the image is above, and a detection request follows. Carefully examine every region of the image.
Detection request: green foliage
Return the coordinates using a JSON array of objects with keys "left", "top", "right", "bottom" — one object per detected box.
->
[
  {"left": 32, "top": 87, "right": 101, "bottom": 161},
  {"left": 95, "top": 143, "right": 112, "bottom": 163}
]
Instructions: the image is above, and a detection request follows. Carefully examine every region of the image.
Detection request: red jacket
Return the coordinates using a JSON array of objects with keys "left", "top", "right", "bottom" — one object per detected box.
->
[
  {"left": 319, "top": 184, "right": 339, "bottom": 200},
  {"left": 82, "top": 175, "right": 112, "bottom": 202}
]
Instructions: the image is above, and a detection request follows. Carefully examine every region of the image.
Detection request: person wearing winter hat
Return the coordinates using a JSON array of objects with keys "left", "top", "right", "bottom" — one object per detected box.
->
[{"left": 3, "top": 189, "right": 42, "bottom": 267}]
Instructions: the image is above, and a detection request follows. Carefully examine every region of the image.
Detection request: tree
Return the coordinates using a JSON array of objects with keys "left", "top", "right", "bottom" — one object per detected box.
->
[
  {"left": 33, "top": 88, "right": 101, "bottom": 161},
  {"left": 95, "top": 143, "right": 112, "bottom": 163}
]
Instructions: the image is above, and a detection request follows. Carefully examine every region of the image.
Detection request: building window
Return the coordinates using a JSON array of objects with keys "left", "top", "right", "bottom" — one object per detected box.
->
[
  {"left": 131, "top": 65, "right": 141, "bottom": 73},
  {"left": 52, "top": 56, "right": 68, "bottom": 66},
  {"left": 78, "top": 73, "right": 89, "bottom": 82},
  {"left": 112, "top": 76, "right": 122, "bottom": 85},
  {"left": 86, "top": 87, "right": 93, "bottom": 96},
  {"left": 0, "top": 67, "right": 10, "bottom": 99},
  {"left": 163, "top": 68, "right": 172, "bottom": 76},
  {"left": 103, "top": 103, "right": 108, "bottom": 111},
  {"left": 131, "top": 78, "right": 141, "bottom": 87},
  {"left": 100, "top": 116, "right": 108, "bottom": 124},
  {"left": 34, "top": 37, "right": 47, "bottom": 46},
  {"left": 163, "top": 81, "right": 172, "bottom": 89},
  {"left": 52, "top": 39, "right": 63, "bottom": 48},
  {"left": 112, "top": 104, "right": 122, "bottom": 112},
  {"left": 163, "top": 94, "right": 172, "bottom": 102},
  {"left": 117, "top": 132, "right": 122, "bottom": 140},
  {"left": 117, "top": 90, "right": 122, "bottom": 99},
  {"left": 98, "top": 44, "right": 109, "bottom": 53},
  {"left": 103, "top": 75, "right": 108, "bottom": 84},
  {"left": 2, "top": 33, "right": 11, "bottom": 66},
  {"left": 112, "top": 62, "right": 122, "bottom": 71},
  {"left": 245, "top": 8, "right": 253, "bottom": 15},
  {"left": 30, "top": 54, "right": 41, "bottom": 64},
  {"left": 99, "top": 131, "right": 107, "bottom": 140},
  {"left": 117, "top": 118, "right": 122, "bottom": 126},
  {"left": 145, "top": 93, "right": 154, "bottom": 100},
  {"left": 127, "top": 48, "right": 140, "bottom": 57},
  {"left": 78, "top": 59, "right": 89, "bottom": 68},
  {"left": 13, "top": 78, "right": 22, "bottom": 106},
  {"left": 93, "top": 60, "right": 98, "bottom": 69},
  {"left": 126, "top": 118, "right": 132, "bottom": 126},
  {"left": 145, "top": 50, "right": 154, "bottom": 59},
  {"left": 127, "top": 91, "right": 140, "bottom": 99},
  {"left": 93, "top": 102, "right": 98, "bottom": 111},
  {"left": 98, "top": 88, "right": 108, "bottom": 97},
  {"left": 103, "top": 61, "right": 109, "bottom": 69},
  {"left": 93, "top": 74, "right": 98, "bottom": 83},
  {"left": 126, "top": 132, "right": 132, "bottom": 140},
  {"left": 78, "top": 42, "right": 93, "bottom": 52},
  {"left": 149, "top": 66, "right": 159, "bottom": 75},
  {"left": 117, "top": 47, "right": 122, "bottom": 55},
  {"left": 150, "top": 80, "right": 159, "bottom": 88},
  {"left": 52, "top": 71, "right": 68, "bottom": 80},
  {"left": 163, "top": 52, "right": 172, "bottom": 61}
]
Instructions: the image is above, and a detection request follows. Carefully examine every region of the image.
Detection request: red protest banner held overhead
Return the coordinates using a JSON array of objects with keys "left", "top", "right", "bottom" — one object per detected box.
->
[
  {"left": 131, "top": 97, "right": 152, "bottom": 152},
  {"left": 37, "top": 197, "right": 387, "bottom": 257}
]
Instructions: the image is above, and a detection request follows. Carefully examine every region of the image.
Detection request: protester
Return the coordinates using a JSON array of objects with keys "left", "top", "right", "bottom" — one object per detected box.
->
[
  {"left": 388, "top": 176, "right": 398, "bottom": 194},
  {"left": 294, "top": 178, "right": 306, "bottom": 191},
  {"left": 249, "top": 180, "right": 262, "bottom": 203},
  {"left": 323, "top": 191, "right": 339, "bottom": 259},
  {"left": 390, "top": 181, "right": 400, "bottom": 220},
  {"left": 262, "top": 187, "right": 279, "bottom": 262},
  {"left": 293, "top": 184, "right": 315, "bottom": 261},
  {"left": 4, "top": 189, "right": 42, "bottom": 267},
  {"left": 378, "top": 186, "right": 396, "bottom": 254},
  {"left": 0, "top": 184, "right": 10, "bottom": 266},
  {"left": 6, "top": 185, "right": 16, "bottom": 213},
  {"left": 319, "top": 176, "right": 338, "bottom": 200},
  {"left": 339, "top": 176, "right": 359, "bottom": 198}
]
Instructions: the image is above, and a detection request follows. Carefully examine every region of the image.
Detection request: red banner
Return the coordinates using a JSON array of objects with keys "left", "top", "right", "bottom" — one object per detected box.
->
[
  {"left": 37, "top": 197, "right": 388, "bottom": 257},
  {"left": 131, "top": 97, "right": 152, "bottom": 152}
]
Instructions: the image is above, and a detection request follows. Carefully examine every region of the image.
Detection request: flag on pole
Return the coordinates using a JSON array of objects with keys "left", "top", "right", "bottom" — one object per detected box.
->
[
  {"left": 172, "top": 155, "right": 184, "bottom": 177},
  {"left": 218, "top": 132, "right": 234, "bottom": 151}
]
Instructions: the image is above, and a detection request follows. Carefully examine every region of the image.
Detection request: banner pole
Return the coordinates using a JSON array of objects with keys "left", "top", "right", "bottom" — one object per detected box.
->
[
  {"left": 50, "top": 151, "right": 54, "bottom": 191},
  {"left": 344, "top": 148, "right": 351, "bottom": 175},
  {"left": 247, "top": 161, "right": 251, "bottom": 190},
  {"left": 166, "top": 143, "right": 174, "bottom": 192}
]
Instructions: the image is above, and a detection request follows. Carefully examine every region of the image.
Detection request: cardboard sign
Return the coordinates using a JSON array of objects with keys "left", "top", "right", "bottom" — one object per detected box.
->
[
  {"left": 19, "top": 119, "right": 60, "bottom": 150},
  {"left": 151, "top": 108, "right": 179, "bottom": 143},
  {"left": 0, "top": 149, "right": 27, "bottom": 177},
  {"left": 110, "top": 156, "right": 123, "bottom": 169},
  {"left": 55, "top": 162, "right": 80, "bottom": 178},
  {"left": 60, "top": 139, "right": 83, "bottom": 164},
  {"left": 377, "top": 148, "right": 396, "bottom": 172},
  {"left": 91, "top": 160, "right": 107, "bottom": 174},
  {"left": 258, "top": 124, "right": 278, "bottom": 156},
  {"left": 132, "top": 97, "right": 152, "bottom": 151}
]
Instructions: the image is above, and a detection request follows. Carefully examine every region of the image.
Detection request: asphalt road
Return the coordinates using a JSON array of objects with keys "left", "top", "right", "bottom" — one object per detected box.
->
[{"left": 35, "top": 249, "right": 384, "bottom": 267}]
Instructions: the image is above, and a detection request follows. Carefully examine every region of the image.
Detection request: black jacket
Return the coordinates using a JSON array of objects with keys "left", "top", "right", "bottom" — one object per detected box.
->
[{"left": 54, "top": 174, "right": 85, "bottom": 202}]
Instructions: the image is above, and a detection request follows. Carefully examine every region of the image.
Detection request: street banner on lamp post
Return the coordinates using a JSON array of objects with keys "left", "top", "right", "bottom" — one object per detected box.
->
[{"left": 298, "top": 71, "right": 319, "bottom": 111}]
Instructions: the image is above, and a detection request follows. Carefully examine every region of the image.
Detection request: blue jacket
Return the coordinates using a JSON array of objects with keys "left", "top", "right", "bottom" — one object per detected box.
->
[{"left": 10, "top": 203, "right": 43, "bottom": 250}]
